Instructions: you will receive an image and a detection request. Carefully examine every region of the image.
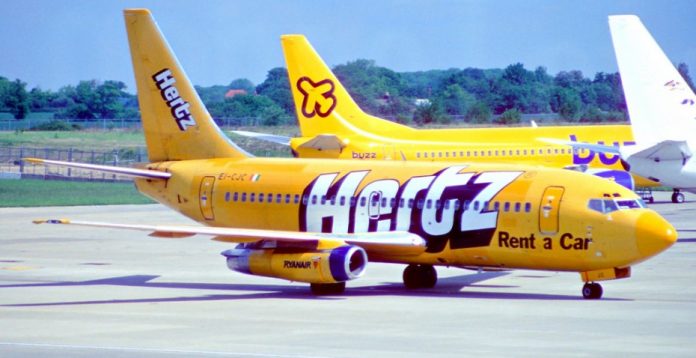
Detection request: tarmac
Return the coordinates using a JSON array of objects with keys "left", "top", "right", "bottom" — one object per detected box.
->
[{"left": 1, "top": 191, "right": 695, "bottom": 357}]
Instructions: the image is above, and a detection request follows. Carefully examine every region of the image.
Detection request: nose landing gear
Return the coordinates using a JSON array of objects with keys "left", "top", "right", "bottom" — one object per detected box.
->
[{"left": 582, "top": 282, "right": 603, "bottom": 299}]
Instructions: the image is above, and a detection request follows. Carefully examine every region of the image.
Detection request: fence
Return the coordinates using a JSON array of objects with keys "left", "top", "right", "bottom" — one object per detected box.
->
[
  {"left": 0, "top": 146, "right": 147, "bottom": 182},
  {"left": 0, "top": 116, "right": 296, "bottom": 132}
]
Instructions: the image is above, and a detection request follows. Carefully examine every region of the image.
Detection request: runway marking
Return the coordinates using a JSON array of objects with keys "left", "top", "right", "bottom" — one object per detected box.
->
[
  {"left": 1, "top": 265, "right": 34, "bottom": 271},
  {"left": 0, "top": 342, "right": 335, "bottom": 358}
]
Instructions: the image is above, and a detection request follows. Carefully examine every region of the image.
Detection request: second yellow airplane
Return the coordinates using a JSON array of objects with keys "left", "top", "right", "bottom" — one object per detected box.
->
[
  {"left": 30, "top": 9, "right": 675, "bottom": 299},
  {"left": 237, "top": 35, "right": 656, "bottom": 192}
]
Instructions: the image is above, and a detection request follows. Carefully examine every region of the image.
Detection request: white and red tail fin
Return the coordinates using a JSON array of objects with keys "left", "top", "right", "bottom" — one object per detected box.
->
[
  {"left": 609, "top": 15, "right": 696, "bottom": 146},
  {"left": 281, "top": 34, "right": 412, "bottom": 138},
  {"left": 124, "top": 8, "right": 249, "bottom": 162}
]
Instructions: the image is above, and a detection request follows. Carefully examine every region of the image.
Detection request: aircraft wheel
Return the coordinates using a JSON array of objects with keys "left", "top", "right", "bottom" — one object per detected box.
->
[
  {"left": 672, "top": 192, "right": 685, "bottom": 204},
  {"left": 582, "top": 282, "right": 603, "bottom": 299},
  {"left": 310, "top": 282, "right": 346, "bottom": 295},
  {"left": 403, "top": 264, "right": 438, "bottom": 289}
]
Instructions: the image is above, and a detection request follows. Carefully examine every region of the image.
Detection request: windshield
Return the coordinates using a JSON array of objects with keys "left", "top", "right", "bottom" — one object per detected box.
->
[{"left": 588, "top": 198, "right": 645, "bottom": 214}]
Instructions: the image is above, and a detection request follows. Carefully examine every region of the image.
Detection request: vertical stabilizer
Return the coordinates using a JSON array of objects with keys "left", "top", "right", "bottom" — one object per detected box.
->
[
  {"left": 124, "top": 9, "right": 248, "bottom": 162},
  {"left": 282, "top": 35, "right": 411, "bottom": 138},
  {"left": 609, "top": 15, "right": 696, "bottom": 145}
]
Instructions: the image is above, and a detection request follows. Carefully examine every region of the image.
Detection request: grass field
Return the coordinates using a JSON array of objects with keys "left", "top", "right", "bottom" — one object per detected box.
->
[
  {"left": 0, "top": 179, "right": 154, "bottom": 207},
  {"left": 0, "top": 126, "right": 298, "bottom": 157}
]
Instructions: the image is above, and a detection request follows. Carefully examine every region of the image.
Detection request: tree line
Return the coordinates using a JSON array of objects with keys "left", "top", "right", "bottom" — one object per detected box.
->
[{"left": 2, "top": 61, "right": 694, "bottom": 126}]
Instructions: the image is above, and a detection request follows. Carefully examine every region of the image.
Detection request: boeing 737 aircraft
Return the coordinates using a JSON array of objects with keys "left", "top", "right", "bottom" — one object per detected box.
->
[
  {"left": 30, "top": 9, "right": 676, "bottom": 299},
  {"left": 234, "top": 35, "right": 657, "bottom": 192},
  {"left": 603, "top": 15, "right": 696, "bottom": 203}
]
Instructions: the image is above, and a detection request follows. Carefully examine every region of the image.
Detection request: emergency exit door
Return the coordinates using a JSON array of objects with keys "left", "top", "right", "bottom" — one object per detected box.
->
[
  {"left": 539, "top": 186, "right": 564, "bottom": 234},
  {"left": 199, "top": 176, "right": 216, "bottom": 221}
]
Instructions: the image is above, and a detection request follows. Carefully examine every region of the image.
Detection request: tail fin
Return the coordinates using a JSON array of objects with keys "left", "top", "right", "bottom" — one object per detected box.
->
[
  {"left": 124, "top": 9, "right": 248, "bottom": 162},
  {"left": 281, "top": 35, "right": 411, "bottom": 138},
  {"left": 609, "top": 15, "right": 696, "bottom": 145}
]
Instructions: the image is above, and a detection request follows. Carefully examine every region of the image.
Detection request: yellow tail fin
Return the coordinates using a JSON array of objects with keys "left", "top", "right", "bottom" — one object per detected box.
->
[
  {"left": 282, "top": 35, "right": 412, "bottom": 138},
  {"left": 124, "top": 9, "right": 248, "bottom": 162}
]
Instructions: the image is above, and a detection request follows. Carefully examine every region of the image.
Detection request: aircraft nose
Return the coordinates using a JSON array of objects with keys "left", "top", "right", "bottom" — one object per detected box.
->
[{"left": 636, "top": 210, "right": 677, "bottom": 258}]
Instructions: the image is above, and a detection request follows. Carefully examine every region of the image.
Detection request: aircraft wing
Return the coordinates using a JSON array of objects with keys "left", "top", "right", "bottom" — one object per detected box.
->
[
  {"left": 628, "top": 140, "right": 692, "bottom": 162},
  {"left": 230, "top": 130, "right": 291, "bottom": 146},
  {"left": 536, "top": 138, "right": 622, "bottom": 155},
  {"left": 23, "top": 158, "right": 171, "bottom": 180},
  {"left": 33, "top": 219, "right": 426, "bottom": 256}
]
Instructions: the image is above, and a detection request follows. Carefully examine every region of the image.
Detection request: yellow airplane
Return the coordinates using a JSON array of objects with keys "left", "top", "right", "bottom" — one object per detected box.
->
[
  {"left": 29, "top": 9, "right": 676, "bottom": 299},
  {"left": 235, "top": 35, "right": 656, "bottom": 193}
]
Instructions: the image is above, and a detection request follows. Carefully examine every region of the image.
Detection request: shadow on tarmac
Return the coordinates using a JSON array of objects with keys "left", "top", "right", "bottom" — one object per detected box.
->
[{"left": 0, "top": 271, "right": 629, "bottom": 306}]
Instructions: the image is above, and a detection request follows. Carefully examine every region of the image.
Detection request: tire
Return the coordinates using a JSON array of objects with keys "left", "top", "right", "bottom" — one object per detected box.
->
[
  {"left": 582, "top": 282, "right": 603, "bottom": 299},
  {"left": 310, "top": 282, "right": 346, "bottom": 295},
  {"left": 672, "top": 192, "right": 685, "bottom": 204},
  {"left": 403, "top": 264, "right": 421, "bottom": 289}
]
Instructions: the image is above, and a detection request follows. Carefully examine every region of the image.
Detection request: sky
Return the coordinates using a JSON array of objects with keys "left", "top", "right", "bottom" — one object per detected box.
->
[{"left": 2, "top": 0, "right": 695, "bottom": 93}]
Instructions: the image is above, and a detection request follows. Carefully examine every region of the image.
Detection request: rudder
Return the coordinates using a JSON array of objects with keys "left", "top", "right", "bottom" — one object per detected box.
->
[
  {"left": 124, "top": 9, "right": 248, "bottom": 162},
  {"left": 282, "top": 34, "right": 412, "bottom": 138}
]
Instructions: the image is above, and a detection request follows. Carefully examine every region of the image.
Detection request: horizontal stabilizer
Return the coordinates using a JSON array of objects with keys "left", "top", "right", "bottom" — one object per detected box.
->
[
  {"left": 628, "top": 140, "right": 692, "bottom": 162},
  {"left": 33, "top": 219, "right": 427, "bottom": 256},
  {"left": 23, "top": 158, "right": 171, "bottom": 180},
  {"left": 297, "top": 134, "right": 346, "bottom": 151},
  {"left": 230, "top": 130, "right": 291, "bottom": 146}
]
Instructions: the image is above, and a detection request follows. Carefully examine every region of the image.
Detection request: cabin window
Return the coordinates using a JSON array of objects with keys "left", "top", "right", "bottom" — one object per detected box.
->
[
  {"left": 495, "top": 150, "right": 499, "bottom": 156},
  {"left": 516, "top": 150, "right": 520, "bottom": 155},
  {"left": 276, "top": 194, "right": 281, "bottom": 203},
  {"left": 241, "top": 193, "right": 247, "bottom": 202},
  {"left": 311, "top": 195, "right": 317, "bottom": 205},
  {"left": 524, "top": 202, "right": 531, "bottom": 212},
  {"left": 493, "top": 202, "right": 500, "bottom": 211},
  {"left": 350, "top": 197, "right": 357, "bottom": 207},
  {"left": 268, "top": 193, "right": 273, "bottom": 203},
  {"left": 460, "top": 151, "right": 464, "bottom": 157},
  {"left": 340, "top": 196, "right": 346, "bottom": 206},
  {"left": 381, "top": 197, "right": 387, "bottom": 208},
  {"left": 444, "top": 200, "right": 450, "bottom": 210},
  {"left": 258, "top": 193, "right": 264, "bottom": 202},
  {"left": 423, "top": 152, "right": 428, "bottom": 158},
  {"left": 284, "top": 194, "right": 290, "bottom": 203},
  {"left": 504, "top": 202, "right": 510, "bottom": 212},
  {"left": 399, "top": 198, "right": 405, "bottom": 208},
  {"left": 445, "top": 152, "right": 449, "bottom": 158},
  {"left": 250, "top": 193, "right": 256, "bottom": 202},
  {"left": 431, "top": 152, "right": 435, "bottom": 158},
  {"left": 488, "top": 150, "right": 492, "bottom": 156},
  {"left": 390, "top": 198, "right": 396, "bottom": 208},
  {"left": 462, "top": 200, "right": 470, "bottom": 211},
  {"left": 225, "top": 192, "right": 230, "bottom": 202},
  {"left": 416, "top": 152, "right": 421, "bottom": 158},
  {"left": 295, "top": 195, "right": 301, "bottom": 204},
  {"left": 360, "top": 197, "right": 367, "bottom": 207},
  {"left": 514, "top": 202, "right": 521, "bottom": 212},
  {"left": 301, "top": 195, "right": 307, "bottom": 205},
  {"left": 473, "top": 201, "right": 480, "bottom": 211},
  {"left": 233, "top": 192, "right": 239, "bottom": 202}
]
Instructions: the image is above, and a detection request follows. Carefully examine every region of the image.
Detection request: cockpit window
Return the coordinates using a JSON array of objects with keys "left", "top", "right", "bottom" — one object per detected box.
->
[
  {"left": 588, "top": 198, "right": 644, "bottom": 214},
  {"left": 616, "top": 199, "right": 646, "bottom": 209}
]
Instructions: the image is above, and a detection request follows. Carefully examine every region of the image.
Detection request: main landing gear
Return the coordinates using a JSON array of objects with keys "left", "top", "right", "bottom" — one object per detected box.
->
[
  {"left": 582, "top": 282, "right": 603, "bottom": 299},
  {"left": 672, "top": 189, "right": 685, "bottom": 204},
  {"left": 310, "top": 282, "right": 346, "bottom": 295},
  {"left": 403, "top": 264, "right": 437, "bottom": 289}
]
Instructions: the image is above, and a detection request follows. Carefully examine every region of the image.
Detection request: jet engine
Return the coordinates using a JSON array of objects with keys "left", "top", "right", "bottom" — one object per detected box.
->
[{"left": 221, "top": 244, "right": 367, "bottom": 284}]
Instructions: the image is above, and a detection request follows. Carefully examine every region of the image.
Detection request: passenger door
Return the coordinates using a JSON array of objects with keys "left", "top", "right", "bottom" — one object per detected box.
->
[
  {"left": 199, "top": 176, "right": 216, "bottom": 221},
  {"left": 539, "top": 186, "right": 564, "bottom": 234}
]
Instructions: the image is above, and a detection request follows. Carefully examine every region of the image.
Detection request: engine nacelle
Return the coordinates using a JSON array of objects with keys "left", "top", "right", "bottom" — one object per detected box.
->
[{"left": 221, "top": 245, "right": 368, "bottom": 284}]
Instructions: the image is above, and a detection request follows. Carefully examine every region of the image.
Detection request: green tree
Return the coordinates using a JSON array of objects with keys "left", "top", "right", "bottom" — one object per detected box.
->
[
  {"left": 413, "top": 101, "right": 446, "bottom": 125},
  {"left": 4, "top": 79, "right": 30, "bottom": 119},
  {"left": 435, "top": 84, "right": 475, "bottom": 117},
  {"left": 256, "top": 67, "right": 294, "bottom": 115},
  {"left": 494, "top": 108, "right": 521, "bottom": 124},
  {"left": 465, "top": 101, "right": 491, "bottom": 123}
]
